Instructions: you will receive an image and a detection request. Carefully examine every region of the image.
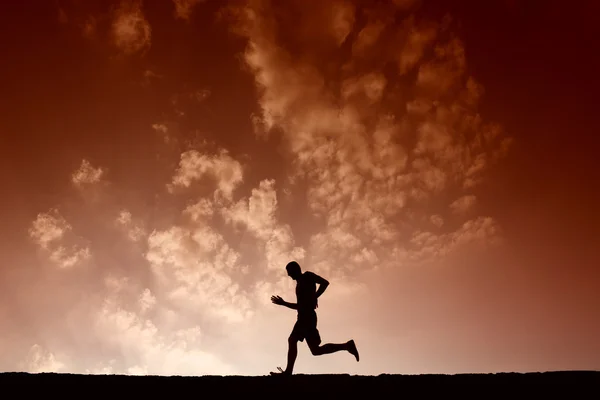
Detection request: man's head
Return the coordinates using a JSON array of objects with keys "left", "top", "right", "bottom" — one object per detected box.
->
[{"left": 285, "top": 261, "right": 302, "bottom": 280}]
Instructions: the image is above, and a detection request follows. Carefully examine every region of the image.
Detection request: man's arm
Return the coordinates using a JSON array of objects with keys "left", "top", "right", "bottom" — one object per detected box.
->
[
  {"left": 271, "top": 295, "right": 297, "bottom": 310},
  {"left": 312, "top": 273, "right": 330, "bottom": 299},
  {"left": 282, "top": 300, "right": 298, "bottom": 310}
]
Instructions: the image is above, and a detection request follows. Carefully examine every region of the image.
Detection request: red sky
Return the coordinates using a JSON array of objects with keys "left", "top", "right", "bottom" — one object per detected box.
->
[{"left": 0, "top": 0, "right": 598, "bottom": 375}]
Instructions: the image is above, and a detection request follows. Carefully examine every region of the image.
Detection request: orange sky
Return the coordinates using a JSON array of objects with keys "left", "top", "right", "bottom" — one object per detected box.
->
[{"left": 0, "top": 0, "right": 598, "bottom": 375}]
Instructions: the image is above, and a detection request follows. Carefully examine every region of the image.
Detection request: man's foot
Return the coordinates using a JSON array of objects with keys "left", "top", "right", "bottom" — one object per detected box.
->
[
  {"left": 270, "top": 366, "right": 292, "bottom": 376},
  {"left": 347, "top": 340, "right": 359, "bottom": 362}
]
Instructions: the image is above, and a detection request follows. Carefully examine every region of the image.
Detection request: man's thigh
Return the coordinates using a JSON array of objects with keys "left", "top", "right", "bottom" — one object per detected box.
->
[
  {"left": 305, "top": 328, "right": 321, "bottom": 348},
  {"left": 303, "top": 314, "right": 321, "bottom": 346},
  {"left": 289, "top": 320, "right": 305, "bottom": 342}
]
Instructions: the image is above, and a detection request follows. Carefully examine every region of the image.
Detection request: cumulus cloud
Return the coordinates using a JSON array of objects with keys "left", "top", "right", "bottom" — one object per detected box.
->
[
  {"left": 48, "top": 245, "right": 91, "bottom": 269},
  {"left": 398, "top": 216, "right": 503, "bottom": 265},
  {"left": 151, "top": 122, "right": 172, "bottom": 143},
  {"left": 111, "top": 0, "right": 151, "bottom": 55},
  {"left": 93, "top": 291, "right": 234, "bottom": 375},
  {"left": 72, "top": 159, "right": 104, "bottom": 187},
  {"left": 183, "top": 198, "right": 214, "bottom": 222},
  {"left": 173, "top": 0, "right": 204, "bottom": 21},
  {"left": 11, "top": 0, "right": 519, "bottom": 376},
  {"left": 31, "top": 271, "right": 239, "bottom": 376},
  {"left": 29, "top": 209, "right": 91, "bottom": 269},
  {"left": 116, "top": 210, "right": 146, "bottom": 242},
  {"left": 29, "top": 209, "right": 71, "bottom": 250},
  {"left": 168, "top": 149, "right": 244, "bottom": 202},
  {"left": 430, "top": 214, "right": 444, "bottom": 228},
  {"left": 58, "top": 8, "right": 68, "bottom": 24},
  {"left": 146, "top": 224, "right": 253, "bottom": 323},
  {"left": 221, "top": 179, "right": 305, "bottom": 271},
  {"left": 225, "top": 0, "right": 512, "bottom": 275},
  {"left": 329, "top": 0, "right": 355, "bottom": 45},
  {"left": 450, "top": 195, "right": 477, "bottom": 215},
  {"left": 20, "top": 134, "right": 310, "bottom": 374},
  {"left": 139, "top": 288, "right": 157, "bottom": 313},
  {"left": 191, "top": 89, "right": 211, "bottom": 102},
  {"left": 398, "top": 18, "right": 438, "bottom": 74},
  {"left": 222, "top": 179, "right": 278, "bottom": 240},
  {"left": 141, "top": 69, "right": 163, "bottom": 87},
  {"left": 82, "top": 16, "right": 97, "bottom": 39},
  {"left": 22, "top": 344, "right": 66, "bottom": 373},
  {"left": 152, "top": 123, "right": 168, "bottom": 134}
]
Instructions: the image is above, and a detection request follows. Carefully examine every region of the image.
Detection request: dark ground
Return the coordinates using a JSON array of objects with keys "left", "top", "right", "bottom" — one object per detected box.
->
[{"left": 1, "top": 371, "right": 599, "bottom": 396}]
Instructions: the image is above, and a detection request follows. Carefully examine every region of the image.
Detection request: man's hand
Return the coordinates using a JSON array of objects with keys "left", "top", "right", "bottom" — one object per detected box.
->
[
  {"left": 313, "top": 273, "right": 329, "bottom": 300},
  {"left": 271, "top": 295, "right": 297, "bottom": 310},
  {"left": 271, "top": 295, "right": 285, "bottom": 306}
]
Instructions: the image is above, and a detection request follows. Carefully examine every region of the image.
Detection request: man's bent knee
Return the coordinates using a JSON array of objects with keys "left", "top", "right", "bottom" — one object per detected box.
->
[{"left": 308, "top": 341, "right": 322, "bottom": 356}]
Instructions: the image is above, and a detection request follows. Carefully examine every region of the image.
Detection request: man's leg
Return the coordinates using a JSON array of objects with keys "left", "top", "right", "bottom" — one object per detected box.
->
[
  {"left": 272, "top": 323, "right": 301, "bottom": 376},
  {"left": 284, "top": 336, "right": 299, "bottom": 374},
  {"left": 305, "top": 312, "right": 359, "bottom": 361},
  {"left": 308, "top": 339, "right": 358, "bottom": 360},
  {"left": 307, "top": 332, "right": 360, "bottom": 361}
]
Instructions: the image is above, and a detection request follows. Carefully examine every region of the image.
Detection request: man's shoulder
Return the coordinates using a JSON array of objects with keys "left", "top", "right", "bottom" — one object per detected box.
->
[{"left": 302, "top": 271, "right": 320, "bottom": 283}]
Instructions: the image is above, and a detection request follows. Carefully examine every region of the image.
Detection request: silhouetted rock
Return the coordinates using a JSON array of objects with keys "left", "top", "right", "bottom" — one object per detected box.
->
[{"left": 1, "top": 371, "right": 598, "bottom": 396}]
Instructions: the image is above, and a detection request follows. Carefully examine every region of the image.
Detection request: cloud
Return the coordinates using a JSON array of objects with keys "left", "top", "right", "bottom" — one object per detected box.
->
[
  {"left": 173, "top": 0, "right": 204, "bottom": 21},
  {"left": 398, "top": 18, "right": 438, "bottom": 74},
  {"left": 329, "top": 0, "right": 355, "bottom": 45},
  {"left": 430, "top": 214, "right": 444, "bottom": 228},
  {"left": 111, "top": 0, "right": 151, "bottom": 55},
  {"left": 151, "top": 123, "right": 171, "bottom": 143},
  {"left": 141, "top": 69, "right": 163, "bottom": 87},
  {"left": 93, "top": 293, "right": 235, "bottom": 375},
  {"left": 72, "top": 159, "right": 104, "bottom": 187},
  {"left": 58, "top": 8, "right": 68, "bottom": 24},
  {"left": 19, "top": 136, "right": 309, "bottom": 374},
  {"left": 145, "top": 223, "right": 253, "bottom": 324},
  {"left": 450, "top": 195, "right": 477, "bottom": 215},
  {"left": 397, "top": 216, "right": 503, "bottom": 265},
  {"left": 152, "top": 123, "right": 168, "bottom": 134},
  {"left": 183, "top": 198, "right": 214, "bottom": 222},
  {"left": 191, "top": 89, "right": 211, "bottom": 102},
  {"left": 48, "top": 245, "right": 91, "bottom": 269},
  {"left": 10, "top": 0, "right": 520, "bottom": 376},
  {"left": 22, "top": 344, "right": 66, "bottom": 373},
  {"left": 43, "top": 272, "right": 238, "bottom": 376},
  {"left": 29, "top": 209, "right": 71, "bottom": 250},
  {"left": 416, "top": 37, "right": 466, "bottom": 95},
  {"left": 226, "top": 0, "right": 512, "bottom": 275},
  {"left": 115, "top": 210, "right": 146, "bottom": 242},
  {"left": 82, "top": 16, "right": 97, "bottom": 39},
  {"left": 139, "top": 288, "right": 157, "bottom": 313},
  {"left": 168, "top": 149, "right": 244, "bottom": 202},
  {"left": 29, "top": 209, "right": 91, "bottom": 269},
  {"left": 221, "top": 179, "right": 305, "bottom": 271},
  {"left": 222, "top": 179, "right": 278, "bottom": 240}
]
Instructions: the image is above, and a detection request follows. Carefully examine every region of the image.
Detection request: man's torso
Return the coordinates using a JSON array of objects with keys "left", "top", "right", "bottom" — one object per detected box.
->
[{"left": 296, "top": 272, "right": 317, "bottom": 312}]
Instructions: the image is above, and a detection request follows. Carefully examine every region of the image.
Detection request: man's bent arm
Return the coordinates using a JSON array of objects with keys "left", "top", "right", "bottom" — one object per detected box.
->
[
  {"left": 314, "top": 274, "right": 330, "bottom": 298},
  {"left": 283, "top": 301, "right": 298, "bottom": 310}
]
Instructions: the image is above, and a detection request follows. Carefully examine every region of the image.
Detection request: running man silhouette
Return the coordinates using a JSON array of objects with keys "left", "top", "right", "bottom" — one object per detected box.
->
[{"left": 270, "top": 261, "right": 359, "bottom": 375}]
